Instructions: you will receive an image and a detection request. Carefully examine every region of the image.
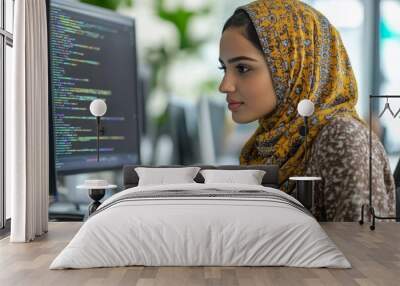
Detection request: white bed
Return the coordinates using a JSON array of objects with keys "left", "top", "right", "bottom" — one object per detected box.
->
[{"left": 50, "top": 183, "right": 351, "bottom": 269}]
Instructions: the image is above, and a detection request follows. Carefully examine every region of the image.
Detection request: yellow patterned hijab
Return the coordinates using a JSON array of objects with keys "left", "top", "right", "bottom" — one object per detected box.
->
[{"left": 237, "top": 0, "right": 366, "bottom": 193}]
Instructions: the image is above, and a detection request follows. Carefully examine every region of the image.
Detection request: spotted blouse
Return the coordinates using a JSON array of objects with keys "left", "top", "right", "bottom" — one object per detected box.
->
[{"left": 304, "top": 116, "right": 395, "bottom": 221}]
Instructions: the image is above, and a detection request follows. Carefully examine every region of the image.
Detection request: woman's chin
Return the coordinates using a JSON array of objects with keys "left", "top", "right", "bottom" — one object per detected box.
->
[{"left": 231, "top": 113, "right": 257, "bottom": 124}]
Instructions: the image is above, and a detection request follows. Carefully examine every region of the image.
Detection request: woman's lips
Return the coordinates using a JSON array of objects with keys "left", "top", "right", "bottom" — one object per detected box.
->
[{"left": 228, "top": 102, "right": 243, "bottom": 112}]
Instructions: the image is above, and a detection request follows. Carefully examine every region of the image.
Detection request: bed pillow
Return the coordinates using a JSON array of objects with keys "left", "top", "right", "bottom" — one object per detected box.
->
[
  {"left": 200, "top": 169, "right": 266, "bottom": 185},
  {"left": 135, "top": 167, "right": 201, "bottom": 186}
]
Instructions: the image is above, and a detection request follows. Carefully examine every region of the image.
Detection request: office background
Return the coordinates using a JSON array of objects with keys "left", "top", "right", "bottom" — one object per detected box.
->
[{"left": 1, "top": 0, "right": 400, "bottom": 223}]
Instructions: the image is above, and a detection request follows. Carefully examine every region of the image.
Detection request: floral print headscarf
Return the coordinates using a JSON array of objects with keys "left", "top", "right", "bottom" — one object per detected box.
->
[{"left": 238, "top": 0, "right": 366, "bottom": 193}]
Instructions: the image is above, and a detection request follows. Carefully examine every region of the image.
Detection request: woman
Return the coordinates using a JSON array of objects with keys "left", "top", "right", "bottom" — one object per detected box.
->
[{"left": 218, "top": 0, "right": 395, "bottom": 221}]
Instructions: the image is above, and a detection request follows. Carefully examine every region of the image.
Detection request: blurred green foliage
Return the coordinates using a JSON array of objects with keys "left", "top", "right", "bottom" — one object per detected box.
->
[
  {"left": 80, "top": 0, "right": 133, "bottom": 11},
  {"left": 80, "top": 0, "right": 215, "bottom": 98},
  {"left": 79, "top": 0, "right": 218, "bottom": 133},
  {"left": 155, "top": 0, "right": 211, "bottom": 51},
  {"left": 150, "top": 0, "right": 213, "bottom": 93}
]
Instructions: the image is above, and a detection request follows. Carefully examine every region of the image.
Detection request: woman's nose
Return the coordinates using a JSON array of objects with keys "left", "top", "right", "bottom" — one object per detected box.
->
[{"left": 219, "top": 75, "right": 235, "bottom": 94}]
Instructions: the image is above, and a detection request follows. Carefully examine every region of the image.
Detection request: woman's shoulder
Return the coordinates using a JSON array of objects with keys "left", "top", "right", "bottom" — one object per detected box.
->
[
  {"left": 313, "top": 116, "right": 369, "bottom": 149},
  {"left": 311, "top": 115, "right": 383, "bottom": 161},
  {"left": 318, "top": 115, "right": 368, "bottom": 139}
]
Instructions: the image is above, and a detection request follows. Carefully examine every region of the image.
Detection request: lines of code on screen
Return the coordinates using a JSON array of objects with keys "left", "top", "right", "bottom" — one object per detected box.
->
[{"left": 49, "top": 3, "right": 139, "bottom": 172}]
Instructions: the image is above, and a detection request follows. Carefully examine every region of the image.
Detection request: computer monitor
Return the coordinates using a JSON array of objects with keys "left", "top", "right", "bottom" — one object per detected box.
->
[
  {"left": 208, "top": 98, "right": 227, "bottom": 159},
  {"left": 47, "top": 0, "right": 140, "bottom": 179},
  {"left": 152, "top": 99, "right": 195, "bottom": 165},
  {"left": 137, "top": 74, "right": 149, "bottom": 136},
  {"left": 196, "top": 96, "right": 227, "bottom": 164},
  {"left": 168, "top": 101, "right": 195, "bottom": 165}
]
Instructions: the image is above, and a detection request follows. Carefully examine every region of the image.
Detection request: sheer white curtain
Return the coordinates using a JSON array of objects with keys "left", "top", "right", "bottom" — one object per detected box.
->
[{"left": 7, "top": 0, "right": 49, "bottom": 242}]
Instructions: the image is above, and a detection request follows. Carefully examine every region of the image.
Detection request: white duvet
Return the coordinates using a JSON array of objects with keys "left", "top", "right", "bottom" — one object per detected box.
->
[{"left": 50, "top": 183, "right": 351, "bottom": 269}]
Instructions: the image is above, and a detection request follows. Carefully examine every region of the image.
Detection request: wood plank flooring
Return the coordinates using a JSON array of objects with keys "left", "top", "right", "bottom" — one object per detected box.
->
[{"left": 0, "top": 222, "right": 399, "bottom": 286}]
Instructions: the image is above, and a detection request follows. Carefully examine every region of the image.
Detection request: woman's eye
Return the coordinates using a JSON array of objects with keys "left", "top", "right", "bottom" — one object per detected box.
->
[
  {"left": 236, "top": 64, "right": 250, "bottom": 74},
  {"left": 218, "top": 66, "right": 226, "bottom": 72}
]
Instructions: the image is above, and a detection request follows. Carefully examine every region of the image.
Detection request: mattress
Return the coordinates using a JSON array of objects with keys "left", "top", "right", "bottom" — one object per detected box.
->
[{"left": 50, "top": 183, "right": 351, "bottom": 269}]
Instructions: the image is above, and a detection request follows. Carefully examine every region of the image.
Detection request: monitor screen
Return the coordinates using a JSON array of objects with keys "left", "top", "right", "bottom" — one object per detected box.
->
[{"left": 48, "top": 0, "right": 140, "bottom": 174}]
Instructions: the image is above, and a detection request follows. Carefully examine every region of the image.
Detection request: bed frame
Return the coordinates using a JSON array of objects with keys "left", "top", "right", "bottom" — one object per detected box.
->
[{"left": 122, "top": 164, "right": 280, "bottom": 189}]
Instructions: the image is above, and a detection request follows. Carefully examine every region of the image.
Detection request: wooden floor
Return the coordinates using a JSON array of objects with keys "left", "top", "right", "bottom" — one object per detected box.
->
[{"left": 0, "top": 222, "right": 399, "bottom": 286}]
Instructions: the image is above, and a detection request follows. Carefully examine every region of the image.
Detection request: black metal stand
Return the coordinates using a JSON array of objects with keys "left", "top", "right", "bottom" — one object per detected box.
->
[
  {"left": 359, "top": 95, "right": 400, "bottom": 230},
  {"left": 299, "top": 116, "right": 309, "bottom": 166},
  {"left": 96, "top": 116, "right": 100, "bottom": 162},
  {"left": 88, "top": 188, "right": 105, "bottom": 215},
  {"left": 296, "top": 180, "right": 314, "bottom": 210},
  {"left": 290, "top": 177, "right": 321, "bottom": 211}
]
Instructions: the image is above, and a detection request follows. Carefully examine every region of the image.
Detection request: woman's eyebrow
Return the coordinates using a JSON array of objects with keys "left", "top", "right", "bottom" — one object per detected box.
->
[{"left": 219, "top": 56, "right": 257, "bottom": 64}]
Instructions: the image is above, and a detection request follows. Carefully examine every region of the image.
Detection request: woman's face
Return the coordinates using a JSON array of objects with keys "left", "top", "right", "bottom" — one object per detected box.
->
[{"left": 219, "top": 27, "right": 277, "bottom": 124}]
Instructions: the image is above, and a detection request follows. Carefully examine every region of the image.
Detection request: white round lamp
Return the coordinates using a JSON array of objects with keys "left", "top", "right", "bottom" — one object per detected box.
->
[
  {"left": 90, "top": 99, "right": 107, "bottom": 117},
  {"left": 297, "top": 99, "right": 315, "bottom": 117}
]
